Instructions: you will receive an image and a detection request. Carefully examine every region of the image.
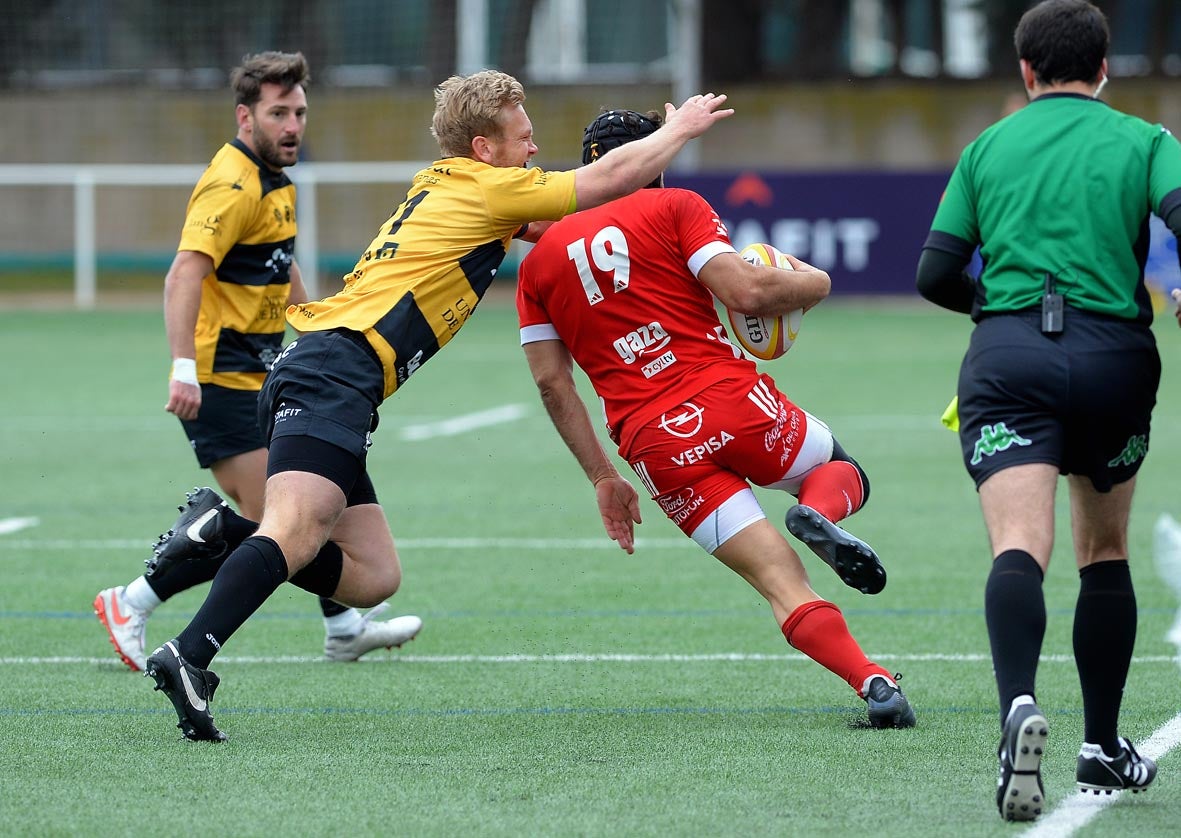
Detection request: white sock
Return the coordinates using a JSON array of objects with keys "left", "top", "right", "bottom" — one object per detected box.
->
[
  {"left": 324, "top": 608, "right": 364, "bottom": 638},
  {"left": 1005, "top": 693, "right": 1036, "bottom": 723},
  {"left": 859, "top": 673, "right": 895, "bottom": 698},
  {"left": 123, "top": 575, "right": 162, "bottom": 613}
]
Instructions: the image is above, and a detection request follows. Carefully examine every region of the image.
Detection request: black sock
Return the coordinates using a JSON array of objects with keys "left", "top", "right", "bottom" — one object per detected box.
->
[
  {"left": 220, "top": 506, "right": 260, "bottom": 547},
  {"left": 985, "top": 549, "right": 1046, "bottom": 725},
  {"left": 1074, "top": 561, "right": 1136, "bottom": 756},
  {"left": 146, "top": 555, "right": 222, "bottom": 601},
  {"left": 174, "top": 536, "right": 288, "bottom": 669},
  {"left": 145, "top": 506, "right": 259, "bottom": 602},
  {"left": 289, "top": 540, "right": 344, "bottom": 598},
  {"left": 319, "top": 597, "right": 349, "bottom": 618}
]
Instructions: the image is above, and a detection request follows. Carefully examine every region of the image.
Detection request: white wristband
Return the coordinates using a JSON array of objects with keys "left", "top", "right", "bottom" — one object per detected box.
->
[{"left": 170, "top": 358, "right": 198, "bottom": 385}]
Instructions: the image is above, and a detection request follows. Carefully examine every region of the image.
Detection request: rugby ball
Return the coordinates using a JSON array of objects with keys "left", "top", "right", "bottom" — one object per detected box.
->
[{"left": 725, "top": 243, "right": 803, "bottom": 361}]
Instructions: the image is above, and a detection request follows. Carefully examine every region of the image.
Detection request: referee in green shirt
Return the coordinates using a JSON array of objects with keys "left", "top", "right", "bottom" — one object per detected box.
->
[{"left": 916, "top": 0, "right": 1181, "bottom": 822}]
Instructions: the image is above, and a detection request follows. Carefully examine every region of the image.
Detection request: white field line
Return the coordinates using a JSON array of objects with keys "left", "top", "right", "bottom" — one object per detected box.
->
[
  {"left": 397, "top": 403, "right": 529, "bottom": 441},
  {"left": 2, "top": 652, "right": 1179, "bottom": 667},
  {"left": 1023, "top": 714, "right": 1181, "bottom": 838},
  {"left": 0, "top": 517, "right": 39, "bottom": 535},
  {"left": 0, "top": 403, "right": 530, "bottom": 441},
  {"left": 1023, "top": 514, "right": 1181, "bottom": 838}
]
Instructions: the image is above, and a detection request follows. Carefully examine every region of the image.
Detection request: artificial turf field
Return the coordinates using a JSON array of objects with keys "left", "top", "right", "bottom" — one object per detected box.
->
[{"left": 1, "top": 297, "right": 1179, "bottom": 837}]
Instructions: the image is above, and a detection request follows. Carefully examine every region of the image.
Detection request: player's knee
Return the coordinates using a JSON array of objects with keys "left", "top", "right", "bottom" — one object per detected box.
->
[
  {"left": 830, "top": 438, "right": 871, "bottom": 505},
  {"left": 344, "top": 548, "right": 403, "bottom": 606},
  {"left": 853, "top": 461, "right": 870, "bottom": 504},
  {"left": 373, "top": 559, "right": 403, "bottom": 601},
  {"left": 213, "top": 482, "right": 244, "bottom": 510}
]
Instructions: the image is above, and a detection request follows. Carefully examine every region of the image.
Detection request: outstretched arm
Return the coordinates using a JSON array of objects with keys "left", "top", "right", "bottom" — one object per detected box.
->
[
  {"left": 523, "top": 339, "right": 642, "bottom": 553},
  {"left": 573, "top": 93, "right": 733, "bottom": 210}
]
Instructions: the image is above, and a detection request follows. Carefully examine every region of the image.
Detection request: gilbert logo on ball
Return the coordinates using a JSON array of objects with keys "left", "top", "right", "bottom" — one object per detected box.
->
[{"left": 725, "top": 243, "right": 803, "bottom": 361}]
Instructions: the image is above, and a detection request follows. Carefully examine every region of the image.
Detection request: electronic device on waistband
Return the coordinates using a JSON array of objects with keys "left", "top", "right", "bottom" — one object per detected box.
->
[{"left": 1041, "top": 272, "right": 1064, "bottom": 334}]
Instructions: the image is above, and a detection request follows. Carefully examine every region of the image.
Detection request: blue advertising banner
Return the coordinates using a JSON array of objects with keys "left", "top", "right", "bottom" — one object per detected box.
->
[
  {"left": 664, "top": 171, "right": 948, "bottom": 295},
  {"left": 665, "top": 171, "right": 1181, "bottom": 300}
]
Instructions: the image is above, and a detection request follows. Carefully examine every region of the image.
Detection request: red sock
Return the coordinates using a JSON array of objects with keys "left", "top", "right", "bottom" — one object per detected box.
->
[
  {"left": 781, "top": 600, "right": 889, "bottom": 696},
  {"left": 797, "top": 461, "right": 864, "bottom": 523}
]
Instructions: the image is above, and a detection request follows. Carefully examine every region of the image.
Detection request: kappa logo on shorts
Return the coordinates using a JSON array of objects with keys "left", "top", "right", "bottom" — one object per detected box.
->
[
  {"left": 970, "top": 422, "right": 1032, "bottom": 465},
  {"left": 1108, "top": 434, "right": 1148, "bottom": 467},
  {"left": 659, "top": 402, "right": 704, "bottom": 439}
]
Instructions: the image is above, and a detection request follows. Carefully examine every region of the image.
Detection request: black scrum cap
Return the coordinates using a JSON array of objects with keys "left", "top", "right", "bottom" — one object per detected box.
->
[{"left": 581, "top": 109, "right": 661, "bottom": 164}]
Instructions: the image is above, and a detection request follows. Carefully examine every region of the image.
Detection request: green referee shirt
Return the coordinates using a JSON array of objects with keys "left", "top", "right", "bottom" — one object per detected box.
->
[{"left": 926, "top": 93, "right": 1181, "bottom": 323}]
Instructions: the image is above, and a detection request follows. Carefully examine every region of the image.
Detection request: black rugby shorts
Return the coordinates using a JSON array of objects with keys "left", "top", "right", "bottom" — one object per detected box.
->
[
  {"left": 956, "top": 310, "right": 1159, "bottom": 492},
  {"left": 258, "top": 329, "right": 385, "bottom": 498},
  {"left": 179, "top": 383, "right": 266, "bottom": 468}
]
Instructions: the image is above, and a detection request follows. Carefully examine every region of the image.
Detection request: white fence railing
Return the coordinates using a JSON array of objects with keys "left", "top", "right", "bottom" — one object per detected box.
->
[{"left": 0, "top": 162, "right": 431, "bottom": 308}]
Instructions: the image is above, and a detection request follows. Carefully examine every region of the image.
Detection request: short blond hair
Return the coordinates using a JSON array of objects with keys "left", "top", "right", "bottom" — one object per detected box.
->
[{"left": 430, "top": 70, "right": 526, "bottom": 158}]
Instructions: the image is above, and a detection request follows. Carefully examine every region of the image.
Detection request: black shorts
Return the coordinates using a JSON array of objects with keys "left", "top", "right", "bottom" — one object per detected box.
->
[
  {"left": 179, "top": 384, "right": 266, "bottom": 468},
  {"left": 258, "top": 329, "right": 385, "bottom": 499},
  {"left": 957, "top": 309, "right": 1160, "bottom": 492}
]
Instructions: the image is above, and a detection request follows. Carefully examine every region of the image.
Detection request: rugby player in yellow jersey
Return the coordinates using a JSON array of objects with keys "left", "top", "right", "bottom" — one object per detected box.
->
[
  {"left": 94, "top": 51, "right": 421, "bottom": 676},
  {"left": 142, "top": 69, "right": 732, "bottom": 741}
]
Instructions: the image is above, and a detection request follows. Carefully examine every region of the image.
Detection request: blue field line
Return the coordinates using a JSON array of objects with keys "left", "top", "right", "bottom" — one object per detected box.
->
[
  {"left": 0, "top": 702, "right": 1009, "bottom": 720},
  {"left": 6, "top": 652, "right": 1179, "bottom": 666}
]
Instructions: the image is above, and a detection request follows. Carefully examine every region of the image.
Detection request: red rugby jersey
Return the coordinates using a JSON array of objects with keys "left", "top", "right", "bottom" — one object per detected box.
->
[{"left": 517, "top": 187, "right": 758, "bottom": 445}]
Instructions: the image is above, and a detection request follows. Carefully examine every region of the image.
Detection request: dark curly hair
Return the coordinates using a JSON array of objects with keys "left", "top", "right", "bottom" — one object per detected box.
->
[{"left": 231, "top": 51, "right": 310, "bottom": 109}]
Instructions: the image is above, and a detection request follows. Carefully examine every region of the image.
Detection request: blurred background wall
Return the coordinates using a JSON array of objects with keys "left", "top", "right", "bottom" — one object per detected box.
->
[{"left": 2, "top": 0, "right": 1179, "bottom": 300}]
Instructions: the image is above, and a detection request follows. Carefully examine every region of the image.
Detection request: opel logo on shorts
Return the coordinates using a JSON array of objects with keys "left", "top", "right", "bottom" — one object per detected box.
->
[{"left": 659, "top": 402, "right": 704, "bottom": 439}]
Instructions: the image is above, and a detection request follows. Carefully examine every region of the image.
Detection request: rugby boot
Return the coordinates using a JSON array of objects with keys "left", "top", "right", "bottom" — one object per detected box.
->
[
  {"left": 785, "top": 504, "right": 887, "bottom": 594},
  {"left": 145, "top": 640, "right": 227, "bottom": 742},
  {"left": 145, "top": 487, "right": 229, "bottom": 578},
  {"left": 93, "top": 586, "right": 148, "bottom": 671},
  {"left": 996, "top": 702, "right": 1048, "bottom": 821},
  {"left": 863, "top": 673, "right": 916, "bottom": 729},
  {"left": 324, "top": 603, "right": 423, "bottom": 662},
  {"left": 1076, "top": 738, "right": 1156, "bottom": 795}
]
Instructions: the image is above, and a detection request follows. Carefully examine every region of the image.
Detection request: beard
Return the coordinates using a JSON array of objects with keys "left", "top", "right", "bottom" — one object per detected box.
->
[{"left": 254, "top": 132, "right": 299, "bottom": 170}]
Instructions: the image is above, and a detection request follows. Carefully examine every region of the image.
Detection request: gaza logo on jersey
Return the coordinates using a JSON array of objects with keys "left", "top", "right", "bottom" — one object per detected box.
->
[
  {"left": 1108, "top": 434, "right": 1148, "bottom": 468},
  {"left": 970, "top": 422, "right": 1031, "bottom": 465},
  {"left": 613, "top": 321, "right": 671, "bottom": 364}
]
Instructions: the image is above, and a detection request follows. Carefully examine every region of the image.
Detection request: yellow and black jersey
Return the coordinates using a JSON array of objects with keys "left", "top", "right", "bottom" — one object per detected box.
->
[
  {"left": 178, "top": 138, "right": 297, "bottom": 391},
  {"left": 288, "top": 157, "right": 576, "bottom": 399}
]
